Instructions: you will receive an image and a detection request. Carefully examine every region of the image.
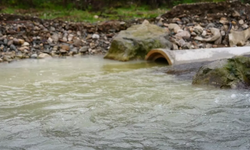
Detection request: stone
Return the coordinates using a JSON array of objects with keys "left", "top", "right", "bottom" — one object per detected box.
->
[
  {"left": 173, "top": 38, "right": 186, "bottom": 47},
  {"left": 13, "top": 38, "right": 20, "bottom": 45},
  {"left": 60, "top": 49, "right": 67, "bottom": 53},
  {"left": 172, "top": 17, "right": 181, "bottom": 22},
  {"left": 30, "top": 53, "right": 38, "bottom": 59},
  {"left": 73, "top": 38, "right": 82, "bottom": 47},
  {"left": 194, "top": 28, "right": 221, "bottom": 44},
  {"left": 3, "top": 55, "right": 12, "bottom": 62},
  {"left": 38, "top": 53, "right": 52, "bottom": 59},
  {"left": 193, "top": 56, "right": 250, "bottom": 89},
  {"left": 18, "top": 46, "right": 29, "bottom": 51},
  {"left": 172, "top": 43, "right": 179, "bottom": 50},
  {"left": 229, "top": 28, "right": 250, "bottom": 46},
  {"left": 201, "top": 30, "right": 207, "bottom": 37},
  {"left": 71, "top": 47, "right": 78, "bottom": 54},
  {"left": 60, "top": 44, "right": 70, "bottom": 51},
  {"left": 50, "top": 27, "right": 56, "bottom": 32},
  {"left": 104, "top": 20, "right": 172, "bottom": 61},
  {"left": 10, "top": 44, "right": 17, "bottom": 51},
  {"left": 79, "top": 46, "right": 89, "bottom": 53},
  {"left": 16, "top": 52, "right": 24, "bottom": 59},
  {"left": 92, "top": 34, "right": 100, "bottom": 39},
  {"left": 219, "top": 17, "right": 228, "bottom": 25},
  {"left": 7, "top": 40, "right": 13, "bottom": 46},
  {"left": 175, "top": 31, "right": 191, "bottom": 39},
  {"left": 168, "top": 23, "right": 183, "bottom": 33},
  {"left": 191, "top": 32, "right": 197, "bottom": 36},
  {"left": 239, "top": 19, "right": 244, "bottom": 25},
  {"left": 51, "top": 33, "right": 59, "bottom": 43},
  {"left": 22, "top": 42, "right": 29, "bottom": 47},
  {"left": 47, "top": 37, "right": 53, "bottom": 44},
  {"left": 68, "top": 34, "right": 74, "bottom": 41},
  {"left": 242, "top": 24, "right": 249, "bottom": 29},
  {"left": 232, "top": 10, "right": 241, "bottom": 17},
  {"left": 19, "top": 39, "right": 25, "bottom": 45},
  {"left": 193, "top": 25, "right": 203, "bottom": 35}
]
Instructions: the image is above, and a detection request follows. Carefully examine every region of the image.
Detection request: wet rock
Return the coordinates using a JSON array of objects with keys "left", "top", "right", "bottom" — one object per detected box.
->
[
  {"left": 16, "top": 52, "right": 24, "bottom": 59},
  {"left": 193, "top": 56, "right": 250, "bottom": 89},
  {"left": 3, "top": 55, "right": 12, "bottom": 62},
  {"left": 104, "top": 20, "right": 171, "bottom": 61},
  {"left": 38, "top": 53, "right": 52, "bottom": 59},
  {"left": 70, "top": 47, "right": 78, "bottom": 54}
]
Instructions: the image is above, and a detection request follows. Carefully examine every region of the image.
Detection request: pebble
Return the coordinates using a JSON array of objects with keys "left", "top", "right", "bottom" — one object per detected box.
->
[
  {"left": 22, "top": 42, "right": 30, "bottom": 47},
  {"left": 92, "top": 34, "right": 100, "bottom": 39},
  {"left": 79, "top": 46, "right": 89, "bottom": 53},
  {"left": 239, "top": 19, "right": 244, "bottom": 25},
  {"left": 30, "top": 53, "right": 38, "bottom": 59}
]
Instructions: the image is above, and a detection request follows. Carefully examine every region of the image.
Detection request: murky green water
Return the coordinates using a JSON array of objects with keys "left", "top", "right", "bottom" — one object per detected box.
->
[{"left": 0, "top": 56, "right": 250, "bottom": 150}]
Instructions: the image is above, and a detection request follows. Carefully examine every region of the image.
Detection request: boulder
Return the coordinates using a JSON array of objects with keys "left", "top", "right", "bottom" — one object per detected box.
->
[
  {"left": 192, "top": 56, "right": 250, "bottom": 89},
  {"left": 104, "top": 20, "right": 172, "bottom": 61}
]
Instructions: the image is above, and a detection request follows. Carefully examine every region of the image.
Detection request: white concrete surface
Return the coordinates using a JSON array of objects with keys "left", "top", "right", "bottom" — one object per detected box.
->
[{"left": 145, "top": 47, "right": 250, "bottom": 65}]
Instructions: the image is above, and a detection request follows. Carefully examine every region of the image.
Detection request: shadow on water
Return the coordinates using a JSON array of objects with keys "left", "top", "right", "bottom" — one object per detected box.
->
[{"left": 101, "top": 60, "right": 167, "bottom": 73}]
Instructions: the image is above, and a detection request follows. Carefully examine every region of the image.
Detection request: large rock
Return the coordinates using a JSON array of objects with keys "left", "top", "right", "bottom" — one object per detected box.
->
[
  {"left": 192, "top": 56, "right": 250, "bottom": 89},
  {"left": 104, "top": 20, "right": 172, "bottom": 61},
  {"left": 229, "top": 28, "right": 250, "bottom": 46}
]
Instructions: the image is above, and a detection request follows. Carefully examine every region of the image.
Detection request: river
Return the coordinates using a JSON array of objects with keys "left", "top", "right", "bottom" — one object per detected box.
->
[{"left": 0, "top": 56, "right": 250, "bottom": 150}]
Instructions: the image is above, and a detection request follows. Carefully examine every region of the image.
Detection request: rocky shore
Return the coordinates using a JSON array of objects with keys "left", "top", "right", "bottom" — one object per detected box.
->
[{"left": 1, "top": 1, "right": 250, "bottom": 63}]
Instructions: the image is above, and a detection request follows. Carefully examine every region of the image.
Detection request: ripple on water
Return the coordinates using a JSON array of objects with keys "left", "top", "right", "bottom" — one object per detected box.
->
[{"left": 1, "top": 58, "right": 250, "bottom": 150}]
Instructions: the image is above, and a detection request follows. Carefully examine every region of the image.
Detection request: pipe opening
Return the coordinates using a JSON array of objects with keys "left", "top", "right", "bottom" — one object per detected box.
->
[
  {"left": 145, "top": 50, "right": 172, "bottom": 65},
  {"left": 154, "top": 57, "right": 169, "bottom": 64}
]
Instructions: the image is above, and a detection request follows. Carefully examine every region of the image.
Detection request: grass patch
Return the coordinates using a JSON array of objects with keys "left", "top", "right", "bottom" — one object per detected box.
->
[{"left": 1, "top": 5, "right": 166, "bottom": 23}]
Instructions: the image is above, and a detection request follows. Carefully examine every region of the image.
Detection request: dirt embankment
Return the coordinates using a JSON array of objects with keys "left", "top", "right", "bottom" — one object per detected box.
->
[{"left": 1, "top": 1, "right": 250, "bottom": 63}]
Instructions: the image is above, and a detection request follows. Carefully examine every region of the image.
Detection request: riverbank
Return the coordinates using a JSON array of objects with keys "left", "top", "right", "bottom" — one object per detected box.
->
[{"left": 1, "top": 1, "right": 250, "bottom": 63}]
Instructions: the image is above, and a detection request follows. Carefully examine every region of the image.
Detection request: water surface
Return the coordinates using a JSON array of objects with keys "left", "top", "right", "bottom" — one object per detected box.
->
[{"left": 0, "top": 56, "right": 250, "bottom": 150}]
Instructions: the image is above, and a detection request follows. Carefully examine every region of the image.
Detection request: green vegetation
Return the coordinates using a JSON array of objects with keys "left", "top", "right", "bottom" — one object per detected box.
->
[
  {"left": 1, "top": 6, "right": 166, "bottom": 23},
  {"left": 1, "top": 0, "right": 249, "bottom": 22}
]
